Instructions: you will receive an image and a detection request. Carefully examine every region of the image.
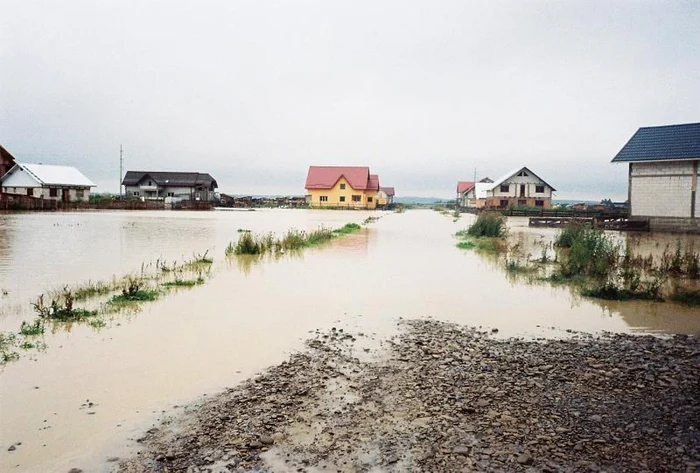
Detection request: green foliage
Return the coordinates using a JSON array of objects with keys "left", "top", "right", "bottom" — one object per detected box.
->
[
  {"left": 554, "top": 224, "right": 588, "bottom": 248},
  {"left": 162, "top": 277, "right": 205, "bottom": 288},
  {"left": 32, "top": 289, "right": 98, "bottom": 321},
  {"left": 230, "top": 223, "right": 358, "bottom": 256},
  {"left": 19, "top": 319, "right": 44, "bottom": 336},
  {"left": 467, "top": 213, "right": 506, "bottom": 238},
  {"left": 456, "top": 241, "right": 476, "bottom": 250},
  {"left": 669, "top": 287, "right": 700, "bottom": 306},
  {"left": 332, "top": 223, "right": 361, "bottom": 235},
  {"left": 108, "top": 277, "right": 159, "bottom": 303},
  {"left": 0, "top": 332, "right": 19, "bottom": 364},
  {"left": 72, "top": 280, "right": 113, "bottom": 301},
  {"left": 558, "top": 228, "right": 619, "bottom": 279}
]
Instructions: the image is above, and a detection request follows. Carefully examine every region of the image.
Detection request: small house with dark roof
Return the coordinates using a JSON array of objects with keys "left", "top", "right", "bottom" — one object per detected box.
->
[
  {"left": 304, "top": 166, "right": 380, "bottom": 209},
  {"left": 611, "top": 122, "right": 700, "bottom": 232},
  {"left": 122, "top": 171, "right": 218, "bottom": 201}
]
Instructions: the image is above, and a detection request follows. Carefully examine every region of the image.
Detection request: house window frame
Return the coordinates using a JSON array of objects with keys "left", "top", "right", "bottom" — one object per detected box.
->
[
  {"left": 167, "top": 192, "right": 175, "bottom": 197},
  {"left": 319, "top": 195, "right": 328, "bottom": 202},
  {"left": 49, "top": 188, "right": 58, "bottom": 197},
  {"left": 535, "top": 185, "right": 545, "bottom": 193},
  {"left": 339, "top": 183, "right": 346, "bottom": 190},
  {"left": 76, "top": 189, "right": 85, "bottom": 198},
  {"left": 339, "top": 196, "right": 346, "bottom": 202},
  {"left": 133, "top": 191, "right": 140, "bottom": 197},
  {"left": 499, "top": 184, "right": 509, "bottom": 193},
  {"left": 535, "top": 200, "right": 544, "bottom": 207},
  {"left": 368, "top": 196, "right": 373, "bottom": 203},
  {"left": 352, "top": 195, "right": 362, "bottom": 202},
  {"left": 499, "top": 199, "right": 509, "bottom": 207}
]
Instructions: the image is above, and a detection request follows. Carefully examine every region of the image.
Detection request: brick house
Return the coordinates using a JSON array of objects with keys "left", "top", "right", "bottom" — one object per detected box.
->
[{"left": 611, "top": 122, "right": 700, "bottom": 233}]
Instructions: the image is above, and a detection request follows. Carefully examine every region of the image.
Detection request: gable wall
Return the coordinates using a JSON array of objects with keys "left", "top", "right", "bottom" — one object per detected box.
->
[
  {"left": 630, "top": 161, "right": 697, "bottom": 218},
  {"left": 1, "top": 168, "right": 39, "bottom": 187}
]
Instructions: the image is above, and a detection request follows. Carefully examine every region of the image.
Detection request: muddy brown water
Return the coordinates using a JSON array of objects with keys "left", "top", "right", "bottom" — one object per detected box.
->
[{"left": 0, "top": 209, "right": 698, "bottom": 472}]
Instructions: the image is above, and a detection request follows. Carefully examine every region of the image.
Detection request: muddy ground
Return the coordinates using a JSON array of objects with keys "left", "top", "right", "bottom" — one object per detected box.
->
[{"left": 118, "top": 320, "right": 700, "bottom": 472}]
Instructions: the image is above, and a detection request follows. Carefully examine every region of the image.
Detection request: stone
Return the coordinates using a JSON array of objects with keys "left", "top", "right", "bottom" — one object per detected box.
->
[{"left": 517, "top": 453, "right": 534, "bottom": 465}]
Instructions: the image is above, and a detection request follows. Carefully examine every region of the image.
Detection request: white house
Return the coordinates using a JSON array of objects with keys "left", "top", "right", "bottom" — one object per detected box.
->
[
  {"left": 482, "top": 167, "right": 555, "bottom": 209},
  {"left": 122, "top": 171, "right": 218, "bottom": 201},
  {"left": 0, "top": 163, "right": 95, "bottom": 202},
  {"left": 611, "top": 122, "right": 700, "bottom": 233},
  {"left": 456, "top": 177, "right": 493, "bottom": 208}
]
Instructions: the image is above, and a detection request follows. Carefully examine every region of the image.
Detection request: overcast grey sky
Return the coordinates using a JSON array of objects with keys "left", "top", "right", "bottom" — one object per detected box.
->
[{"left": 1, "top": 1, "right": 698, "bottom": 199}]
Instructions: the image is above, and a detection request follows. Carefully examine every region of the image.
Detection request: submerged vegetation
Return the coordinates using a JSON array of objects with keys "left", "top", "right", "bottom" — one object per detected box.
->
[
  {"left": 472, "top": 221, "right": 700, "bottom": 305},
  {"left": 227, "top": 222, "right": 363, "bottom": 256},
  {"left": 466, "top": 212, "right": 507, "bottom": 238}
]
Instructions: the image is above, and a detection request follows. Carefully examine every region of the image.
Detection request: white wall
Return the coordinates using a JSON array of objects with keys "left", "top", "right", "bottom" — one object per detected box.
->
[
  {"left": 489, "top": 175, "right": 553, "bottom": 199},
  {"left": 630, "top": 161, "right": 696, "bottom": 218}
]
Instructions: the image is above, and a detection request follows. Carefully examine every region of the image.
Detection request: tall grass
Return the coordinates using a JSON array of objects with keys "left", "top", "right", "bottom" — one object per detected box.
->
[
  {"left": 229, "top": 223, "right": 359, "bottom": 256},
  {"left": 467, "top": 213, "right": 506, "bottom": 238},
  {"left": 558, "top": 227, "right": 619, "bottom": 279}
]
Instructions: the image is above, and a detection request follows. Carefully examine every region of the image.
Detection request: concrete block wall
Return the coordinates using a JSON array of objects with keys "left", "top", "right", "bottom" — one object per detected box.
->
[{"left": 630, "top": 161, "right": 697, "bottom": 218}]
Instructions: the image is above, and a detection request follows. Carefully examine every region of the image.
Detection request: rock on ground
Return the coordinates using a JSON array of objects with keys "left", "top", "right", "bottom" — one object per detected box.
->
[{"left": 118, "top": 320, "right": 700, "bottom": 472}]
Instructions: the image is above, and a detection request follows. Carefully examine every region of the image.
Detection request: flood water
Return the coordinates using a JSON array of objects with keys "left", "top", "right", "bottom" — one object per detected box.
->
[{"left": 0, "top": 209, "right": 699, "bottom": 472}]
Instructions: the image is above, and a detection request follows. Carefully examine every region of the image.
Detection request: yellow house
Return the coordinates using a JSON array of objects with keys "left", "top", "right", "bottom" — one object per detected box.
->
[{"left": 305, "top": 166, "right": 379, "bottom": 209}]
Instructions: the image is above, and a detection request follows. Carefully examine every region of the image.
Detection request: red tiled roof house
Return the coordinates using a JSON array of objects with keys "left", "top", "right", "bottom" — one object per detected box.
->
[{"left": 305, "top": 166, "right": 379, "bottom": 209}]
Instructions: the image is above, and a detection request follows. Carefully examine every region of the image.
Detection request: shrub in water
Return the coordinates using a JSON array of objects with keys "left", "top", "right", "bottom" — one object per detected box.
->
[{"left": 467, "top": 213, "right": 506, "bottom": 238}]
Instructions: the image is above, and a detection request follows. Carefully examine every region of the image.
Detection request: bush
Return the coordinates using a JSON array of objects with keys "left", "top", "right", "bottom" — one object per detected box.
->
[
  {"left": 467, "top": 213, "right": 506, "bottom": 238},
  {"left": 554, "top": 224, "right": 588, "bottom": 248},
  {"left": 558, "top": 228, "right": 619, "bottom": 279}
]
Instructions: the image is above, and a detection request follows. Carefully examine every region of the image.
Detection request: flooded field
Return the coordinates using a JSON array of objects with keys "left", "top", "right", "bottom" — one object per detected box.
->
[{"left": 1, "top": 209, "right": 699, "bottom": 472}]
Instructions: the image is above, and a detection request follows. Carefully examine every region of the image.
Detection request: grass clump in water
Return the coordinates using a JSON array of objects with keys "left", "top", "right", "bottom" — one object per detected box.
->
[
  {"left": 108, "top": 277, "right": 159, "bottom": 304},
  {"left": 467, "top": 212, "right": 507, "bottom": 238},
  {"left": 19, "top": 319, "right": 44, "bottom": 336},
  {"left": 332, "top": 223, "right": 361, "bottom": 235},
  {"left": 669, "top": 287, "right": 700, "bottom": 306},
  {"left": 229, "top": 222, "right": 359, "bottom": 256},
  {"left": 558, "top": 227, "right": 618, "bottom": 279},
  {"left": 32, "top": 289, "right": 98, "bottom": 321},
  {"left": 456, "top": 240, "right": 476, "bottom": 250},
  {"left": 162, "top": 276, "right": 205, "bottom": 288},
  {"left": 554, "top": 224, "right": 588, "bottom": 248},
  {"left": 72, "top": 280, "right": 113, "bottom": 301}
]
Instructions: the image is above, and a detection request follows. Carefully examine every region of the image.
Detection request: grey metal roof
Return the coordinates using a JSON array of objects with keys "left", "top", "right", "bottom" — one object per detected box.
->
[
  {"left": 122, "top": 171, "right": 218, "bottom": 189},
  {"left": 611, "top": 123, "right": 700, "bottom": 163}
]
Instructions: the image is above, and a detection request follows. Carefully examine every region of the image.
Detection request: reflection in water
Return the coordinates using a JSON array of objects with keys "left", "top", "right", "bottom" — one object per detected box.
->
[{"left": 0, "top": 209, "right": 699, "bottom": 473}]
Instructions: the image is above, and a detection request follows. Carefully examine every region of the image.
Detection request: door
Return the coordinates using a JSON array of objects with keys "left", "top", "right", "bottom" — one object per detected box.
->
[
  {"left": 62, "top": 189, "right": 70, "bottom": 202},
  {"left": 520, "top": 184, "right": 526, "bottom": 197}
]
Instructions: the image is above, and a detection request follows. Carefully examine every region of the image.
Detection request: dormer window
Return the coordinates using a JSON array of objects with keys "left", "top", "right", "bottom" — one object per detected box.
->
[{"left": 517, "top": 171, "right": 528, "bottom": 177}]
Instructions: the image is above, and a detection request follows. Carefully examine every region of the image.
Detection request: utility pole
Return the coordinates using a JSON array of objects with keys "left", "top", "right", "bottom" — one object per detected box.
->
[{"left": 119, "top": 145, "right": 124, "bottom": 198}]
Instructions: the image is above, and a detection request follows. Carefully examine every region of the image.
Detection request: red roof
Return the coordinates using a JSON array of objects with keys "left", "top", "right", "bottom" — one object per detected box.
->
[
  {"left": 380, "top": 186, "right": 395, "bottom": 196},
  {"left": 368, "top": 174, "right": 379, "bottom": 191},
  {"left": 457, "top": 181, "right": 475, "bottom": 194},
  {"left": 305, "top": 166, "right": 372, "bottom": 190}
]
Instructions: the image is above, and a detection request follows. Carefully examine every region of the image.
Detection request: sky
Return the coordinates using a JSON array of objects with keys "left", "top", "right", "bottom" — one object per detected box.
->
[{"left": 1, "top": 1, "right": 698, "bottom": 200}]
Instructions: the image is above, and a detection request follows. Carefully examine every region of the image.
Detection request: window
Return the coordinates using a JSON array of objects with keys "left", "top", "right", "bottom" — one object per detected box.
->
[
  {"left": 133, "top": 191, "right": 140, "bottom": 196},
  {"left": 535, "top": 185, "right": 545, "bottom": 193},
  {"left": 76, "top": 189, "right": 84, "bottom": 198},
  {"left": 26, "top": 188, "right": 33, "bottom": 196},
  {"left": 167, "top": 192, "right": 174, "bottom": 197},
  {"left": 368, "top": 197, "right": 373, "bottom": 203},
  {"left": 340, "top": 183, "right": 346, "bottom": 190},
  {"left": 148, "top": 181, "right": 152, "bottom": 186},
  {"left": 518, "top": 199, "right": 527, "bottom": 206},
  {"left": 339, "top": 196, "right": 346, "bottom": 202},
  {"left": 319, "top": 196, "right": 328, "bottom": 202},
  {"left": 500, "top": 199, "right": 509, "bottom": 207},
  {"left": 352, "top": 195, "right": 361, "bottom": 202},
  {"left": 49, "top": 188, "right": 58, "bottom": 197},
  {"left": 518, "top": 171, "right": 528, "bottom": 177},
  {"left": 535, "top": 200, "right": 544, "bottom": 207},
  {"left": 500, "top": 184, "right": 509, "bottom": 192}
]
